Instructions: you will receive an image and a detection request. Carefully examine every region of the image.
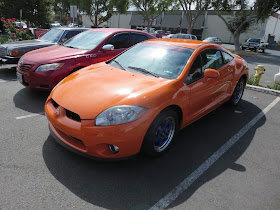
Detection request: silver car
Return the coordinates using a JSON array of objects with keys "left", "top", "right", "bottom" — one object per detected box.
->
[{"left": 203, "top": 37, "right": 223, "bottom": 45}]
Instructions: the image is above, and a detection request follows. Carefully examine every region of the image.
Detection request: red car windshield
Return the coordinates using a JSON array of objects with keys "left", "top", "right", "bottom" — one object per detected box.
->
[
  {"left": 109, "top": 43, "right": 194, "bottom": 79},
  {"left": 63, "top": 31, "right": 110, "bottom": 50}
]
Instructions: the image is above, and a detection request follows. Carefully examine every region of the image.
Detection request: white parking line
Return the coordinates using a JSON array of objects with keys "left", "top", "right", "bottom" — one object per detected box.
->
[
  {"left": 16, "top": 112, "right": 45, "bottom": 120},
  {"left": 0, "top": 79, "right": 17, "bottom": 83},
  {"left": 150, "top": 97, "right": 280, "bottom": 210}
]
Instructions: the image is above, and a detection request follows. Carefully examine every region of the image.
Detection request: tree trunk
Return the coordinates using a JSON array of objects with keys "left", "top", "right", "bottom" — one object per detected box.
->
[
  {"left": 95, "top": 13, "right": 98, "bottom": 27},
  {"left": 187, "top": 26, "right": 193, "bottom": 34},
  {"left": 233, "top": 30, "right": 241, "bottom": 50}
]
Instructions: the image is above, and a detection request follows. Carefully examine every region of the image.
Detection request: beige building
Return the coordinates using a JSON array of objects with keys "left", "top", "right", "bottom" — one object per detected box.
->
[{"left": 82, "top": 11, "right": 280, "bottom": 46}]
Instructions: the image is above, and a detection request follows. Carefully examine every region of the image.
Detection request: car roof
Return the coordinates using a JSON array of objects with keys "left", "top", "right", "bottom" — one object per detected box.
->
[
  {"left": 144, "top": 38, "right": 207, "bottom": 49},
  {"left": 53, "top": 27, "right": 89, "bottom": 31},
  {"left": 87, "top": 28, "right": 152, "bottom": 36}
]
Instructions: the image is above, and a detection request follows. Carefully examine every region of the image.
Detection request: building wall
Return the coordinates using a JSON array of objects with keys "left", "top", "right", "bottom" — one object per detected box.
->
[
  {"left": 202, "top": 14, "right": 267, "bottom": 43},
  {"left": 107, "top": 13, "right": 132, "bottom": 28},
  {"left": 264, "top": 15, "right": 280, "bottom": 43},
  {"left": 81, "top": 15, "right": 108, "bottom": 27}
]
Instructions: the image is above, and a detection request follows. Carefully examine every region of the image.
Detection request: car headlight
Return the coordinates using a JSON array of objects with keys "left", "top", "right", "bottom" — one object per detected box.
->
[
  {"left": 35, "top": 63, "right": 64, "bottom": 72},
  {"left": 7, "top": 49, "right": 19, "bottom": 56},
  {"left": 95, "top": 105, "right": 147, "bottom": 126}
]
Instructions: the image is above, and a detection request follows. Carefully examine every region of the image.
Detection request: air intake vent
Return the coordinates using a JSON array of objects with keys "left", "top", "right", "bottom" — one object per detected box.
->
[{"left": 65, "top": 109, "right": 81, "bottom": 122}]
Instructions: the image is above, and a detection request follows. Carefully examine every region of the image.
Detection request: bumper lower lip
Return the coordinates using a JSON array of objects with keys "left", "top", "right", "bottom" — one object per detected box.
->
[{"left": 48, "top": 124, "right": 138, "bottom": 161}]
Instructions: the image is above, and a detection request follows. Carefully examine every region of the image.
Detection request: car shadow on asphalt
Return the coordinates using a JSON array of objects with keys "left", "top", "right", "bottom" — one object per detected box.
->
[
  {"left": 13, "top": 88, "right": 50, "bottom": 114},
  {"left": 42, "top": 100, "right": 265, "bottom": 209},
  {"left": 0, "top": 66, "right": 17, "bottom": 81}
]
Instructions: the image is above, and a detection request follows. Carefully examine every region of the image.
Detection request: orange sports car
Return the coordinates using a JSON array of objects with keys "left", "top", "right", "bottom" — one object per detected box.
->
[{"left": 45, "top": 39, "right": 249, "bottom": 159}]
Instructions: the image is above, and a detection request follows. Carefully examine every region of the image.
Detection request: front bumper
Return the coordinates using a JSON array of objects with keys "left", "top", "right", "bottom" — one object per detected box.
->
[
  {"left": 17, "top": 65, "right": 70, "bottom": 91},
  {"left": 45, "top": 98, "right": 156, "bottom": 159},
  {"left": 0, "top": 56, "right": 20, "bottom": 65}
]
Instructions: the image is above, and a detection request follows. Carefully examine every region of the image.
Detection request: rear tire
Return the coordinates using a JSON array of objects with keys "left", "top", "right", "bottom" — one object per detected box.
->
[
  {"left": 228, "top": 78, "right": 245, "bottom": 106},
  {"left": 142, "top": 109, "right": 178, "bottom": 157}
]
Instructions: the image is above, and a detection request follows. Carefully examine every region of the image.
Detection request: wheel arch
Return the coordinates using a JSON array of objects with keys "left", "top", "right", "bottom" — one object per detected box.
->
[{"left": 158, "top": 104, "right": 183, "bottom": 129}]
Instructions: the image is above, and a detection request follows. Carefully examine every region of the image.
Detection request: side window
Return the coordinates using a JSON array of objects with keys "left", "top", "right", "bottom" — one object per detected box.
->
[
  {"left": 130, "top": 33, "right": 149, "bottom": 46},
  {"left": 64, "top": 30, "right": 82, "bottom": 40},
  {"left": 185, "top": 55, "right": 203, "bottom": 84},
  {"left": 202, "top": 49, "right": 223, "bottom": 70},
  {"left": 191, "top": 35, "right": 196, "bottom": 40},
  {"left": 105, "top": 33, "right": 130, "bottom": 49},
  {"left": 221, "top": 51, "right": 234, "bottom": 64}
]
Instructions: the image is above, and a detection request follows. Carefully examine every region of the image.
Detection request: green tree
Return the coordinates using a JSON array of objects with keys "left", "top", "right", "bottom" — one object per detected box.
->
[
  {"left": 131, "top": 0, "right": 175, "bottom": 32},
  {"left": 213, "top": 0, "right": 280, "bottom": 50},
  {"left": 179, "top": 0, "right": 211, "bottom": 34},
  {"left": 0, "top": 0, "right": 53, "bottom": 27},
  {"left": 79, "top": 0, "right": 129, "bottom": 27}
]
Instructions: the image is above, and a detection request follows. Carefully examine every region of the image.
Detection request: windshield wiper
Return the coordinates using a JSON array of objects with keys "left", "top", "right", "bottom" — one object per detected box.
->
[
  {"left": 128, "top": 66, "right": 159, "bottom": 77},
  {"left": 112, "top": 60, "right": 126, "bottom": 70}
]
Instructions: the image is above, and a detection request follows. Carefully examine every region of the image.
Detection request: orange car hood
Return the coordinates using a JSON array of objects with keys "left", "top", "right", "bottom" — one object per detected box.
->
[{"left": 51, "top": 63, "right": 173, "bottom": 119}]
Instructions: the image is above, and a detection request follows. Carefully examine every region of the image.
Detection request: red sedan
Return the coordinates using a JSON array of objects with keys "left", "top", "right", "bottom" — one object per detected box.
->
[{"left": 16, "top": 28, "right": 155, "bottom": 91}]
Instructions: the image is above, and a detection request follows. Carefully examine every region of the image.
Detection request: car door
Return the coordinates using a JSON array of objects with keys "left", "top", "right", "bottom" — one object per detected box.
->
[
  {"left": 95, "top": 32, "right": 130, "bottom": 63},
  {"left": 185, "top": 49, "right": 227, "bottom": 121}
]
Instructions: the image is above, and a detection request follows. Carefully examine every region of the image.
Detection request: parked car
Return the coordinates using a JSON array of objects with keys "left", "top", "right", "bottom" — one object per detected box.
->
[
  {"left": 45, "top": 39, "right": 249, "bottom": 159},
  {"left": 50, "top": 23, "right": 62, "bottom": 28},
  {"left": 0, "top": 27, "right": 87, "bottom": 65},
  {"left": 241, "top": 38, "right": 268, "bottom": 53},
  {"left": 163, "top": 33, "right": 197, "bottom": 40},
  {"left": 16, "top": 28, "right": 155, "bottom": 91},
  {"left": 15, "top": 22, "right": 28, "bottom": 29},
  {"left": 203, "top": 37, "right": 223, "bottom": 45},
  {"left": 154, "top": 30, "right": 170, "bottom": 38}
]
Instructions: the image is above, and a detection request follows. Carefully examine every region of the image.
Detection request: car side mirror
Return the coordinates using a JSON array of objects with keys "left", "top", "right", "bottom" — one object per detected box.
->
[
  {"left": 102, "top": 44, "right": 114, "bottom": 51},
  {"left": 204, "top": 68, "right": 220, "bottom": 78}
]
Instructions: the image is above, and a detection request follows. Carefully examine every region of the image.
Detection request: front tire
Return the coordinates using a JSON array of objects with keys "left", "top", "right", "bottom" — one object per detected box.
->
[
  {"left": 229, "top": 78, "right": 245, "bottom": 106},
  {"left": 142, "top": 109, "right": 178, "bottom": 157}
]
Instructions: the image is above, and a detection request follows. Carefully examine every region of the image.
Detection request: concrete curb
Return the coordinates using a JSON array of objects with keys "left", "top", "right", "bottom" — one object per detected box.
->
[{"left": 245, "top": 84, "right": 280, "bottom": 96}]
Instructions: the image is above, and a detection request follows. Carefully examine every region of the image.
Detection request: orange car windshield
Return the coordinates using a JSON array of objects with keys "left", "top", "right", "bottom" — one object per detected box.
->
[{"left": 109, "top": 43, "right": 194, "bottom": 79}]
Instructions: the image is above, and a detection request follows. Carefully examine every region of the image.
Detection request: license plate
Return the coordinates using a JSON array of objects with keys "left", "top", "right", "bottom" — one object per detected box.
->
[{"left": 16, "top": 72, "right": 23, "bottom": 84}]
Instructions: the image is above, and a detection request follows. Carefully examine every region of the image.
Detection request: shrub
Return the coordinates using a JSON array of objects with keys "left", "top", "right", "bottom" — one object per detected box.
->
[
  {"left": 267, "top": 82, "right": 280, "bottom": 91},
  {"left": 246, "top": 74, "right": 255, "bottom": 85},
  {"left": 1, "top": 17, "right": 33, "bottom": 41}
]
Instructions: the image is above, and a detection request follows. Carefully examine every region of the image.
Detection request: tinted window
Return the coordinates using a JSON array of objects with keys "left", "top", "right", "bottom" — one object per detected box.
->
[
  {"left": 191, "top": 35, "right": 197, "bottom": 40},
  {"left": 106, "top": 33, "right": 130, "bottom": 49},
  {"left": 64, "top": 30, "right": 83, "bottom": 39},
  {"left": 202, "top": 49, "right": 223, "bottom": 70},
  {"left": 222, "top": 51, "right": 234, "bottom": 64},
  {"left": 130, "top": 33, "right": 149, "bottom": 46},
  {"left": 185, "top": 55, "right": 202, "bottom": 84}
]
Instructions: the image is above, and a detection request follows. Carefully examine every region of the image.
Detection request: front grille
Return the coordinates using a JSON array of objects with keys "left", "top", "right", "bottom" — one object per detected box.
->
[
  {"left": 51, "top": 98, "right": 81, "bottom": 121},
  {"left": 66, "top": 109, "right": 81, "bottom": 122},
  {"left": 19, "top": 64, "right": 33, "bottom": 72},
  {"left": 0, "top": 46, "right": 7, "bottom": 57}
]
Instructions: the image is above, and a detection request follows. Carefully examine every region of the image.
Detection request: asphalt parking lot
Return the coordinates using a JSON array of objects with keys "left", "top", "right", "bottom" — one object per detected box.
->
[
  {"left": 223, "top": 44, "right": 280, "bottom": 87},
  {"left": 1, "top": 66, "right": 280, "bottom": 209}
]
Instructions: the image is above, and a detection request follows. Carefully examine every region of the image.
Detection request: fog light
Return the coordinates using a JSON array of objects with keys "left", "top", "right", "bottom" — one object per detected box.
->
[{"left": 108, "top": 144, "right": 119, "bottom": 154}]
